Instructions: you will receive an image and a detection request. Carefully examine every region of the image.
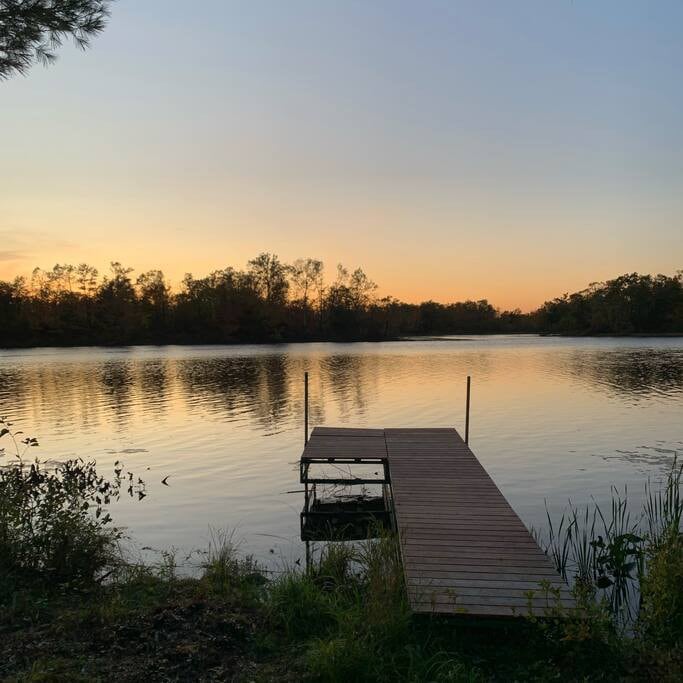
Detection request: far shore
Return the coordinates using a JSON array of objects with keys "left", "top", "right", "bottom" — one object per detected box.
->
[{"left": 2, "top": 331, "right": 683, "bottom": 352}]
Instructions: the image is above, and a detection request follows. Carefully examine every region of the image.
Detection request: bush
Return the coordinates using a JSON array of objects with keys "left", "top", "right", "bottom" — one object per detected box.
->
[
  {"left": 639, "top": 528, "right": 683, "bottom": 647},
  {"left": 0, "top": 418, "right": 144, "bottom": 596}
]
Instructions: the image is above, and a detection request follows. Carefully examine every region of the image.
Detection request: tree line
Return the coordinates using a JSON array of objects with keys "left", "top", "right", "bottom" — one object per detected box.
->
[
  {"left": 536, "top": 272, "right": 683, "bottom": 335},
  {"left": 0, "top": 256, "right": 680, "bottom": 346}
]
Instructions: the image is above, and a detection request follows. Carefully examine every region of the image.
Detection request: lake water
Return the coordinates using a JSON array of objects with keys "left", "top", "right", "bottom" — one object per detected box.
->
[{"left": 1, "top": 336, "right": 681, "bottom": 570}]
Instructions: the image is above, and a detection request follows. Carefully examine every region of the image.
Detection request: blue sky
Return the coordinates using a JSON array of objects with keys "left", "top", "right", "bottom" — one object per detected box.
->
[{"left": 1, "top": 1, "right": 682, "bottom": 308}]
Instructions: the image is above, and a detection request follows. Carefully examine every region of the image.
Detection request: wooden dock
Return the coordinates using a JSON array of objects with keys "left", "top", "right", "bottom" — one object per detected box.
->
[{"left": 301, "top": 426, "right": 573, "bottom": 618}]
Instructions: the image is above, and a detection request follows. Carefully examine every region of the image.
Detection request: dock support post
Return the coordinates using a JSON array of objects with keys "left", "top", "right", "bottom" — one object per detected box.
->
[
  {"left": 303, "top": 373, "right": 310, "bottom": 566},
  {"left": 304, "top": 371, "right": 309, "bottom": 445},
  {"left": 465, "top": 375, "right": 471, "bottom": 444}
]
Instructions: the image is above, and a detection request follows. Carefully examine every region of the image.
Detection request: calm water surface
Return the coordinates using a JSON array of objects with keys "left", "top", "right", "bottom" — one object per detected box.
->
[{"left": 1, "top": 336, "right": 681, "bottom": 569}]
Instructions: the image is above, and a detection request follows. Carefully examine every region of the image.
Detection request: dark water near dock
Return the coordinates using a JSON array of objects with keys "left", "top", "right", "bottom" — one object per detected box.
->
[{"left": 1, "top": 336, "right": 681, "bottom": 569}]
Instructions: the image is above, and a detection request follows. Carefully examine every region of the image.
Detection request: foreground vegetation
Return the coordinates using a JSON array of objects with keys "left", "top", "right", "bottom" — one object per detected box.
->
[
  {"left": 2, "top": 423, "right": 682, "bottom": 682},
  {"left": 1, "top": 258, "right": 681, "bottom": 346}
]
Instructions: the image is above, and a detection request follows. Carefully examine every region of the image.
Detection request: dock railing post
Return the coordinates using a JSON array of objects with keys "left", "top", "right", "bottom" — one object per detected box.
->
[
  {"left": 304, "top": 371, "right": 309, "bottom": 445},
  {"left": 465, "top": 375, "right": 471, "bottom": 444},
  {"left": 303, "top": 372, "right": 310, "bottom": 570}
]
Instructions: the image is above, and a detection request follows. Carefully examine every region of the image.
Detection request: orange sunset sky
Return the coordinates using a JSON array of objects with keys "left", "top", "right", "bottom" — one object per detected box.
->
[{"left": 2, "top": 1, "right": 682, "bottom": 311}]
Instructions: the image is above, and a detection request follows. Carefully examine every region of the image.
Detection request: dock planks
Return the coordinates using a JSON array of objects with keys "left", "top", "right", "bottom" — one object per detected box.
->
[
  {"left": 302, "top": 427, "right": 387, "bottom": 462},
  {"left": 304, "top": 426, "right": 573, "bottom": 618},
  {"left": 386, "top": 428, "right": 572, "bottom": 616}
]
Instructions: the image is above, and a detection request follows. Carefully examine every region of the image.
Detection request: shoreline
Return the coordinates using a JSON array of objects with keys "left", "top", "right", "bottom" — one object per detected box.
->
[{"left": 2, "top": 331, "right": 683, "bottom": 352}]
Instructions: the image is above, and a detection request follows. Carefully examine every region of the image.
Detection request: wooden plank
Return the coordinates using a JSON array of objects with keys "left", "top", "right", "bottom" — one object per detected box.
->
[
  {"left": 406, "top": 569, "right": 567, "bottom": 583},
  {"left": 408, "top": 593, "right": 574, "bottom": 609},
  {"left": 413, "top": 604, "right": 551, "bottom": 617},
  {"left": 407, "top": 584, "right": 572, "bottom": 600},
  {"left": 311, "top": 427, "right": 384, "bottom": 437},
  {"left": 396, "top": 516, "right": 528, "bottom": 534},
  {"left": 395, "top": 503, "right": 514, "bottom": 511},
  {"left": 401, "top": 538, "right": 541, "bottom": 550},
  {"left": 406, "top": 565, "right": 560, "bottom": 577},
  {"left": 399, "top": 531, "right": 539, "bottom": 542},
  {"left": 407, "top": 577, "right": 569, "bottom": 591},
  {"left": 400, "top": 550, "right": 551, "bottom": 563},
  {"left": 397, "top": 518, "right": 529, "bottom": 529}
]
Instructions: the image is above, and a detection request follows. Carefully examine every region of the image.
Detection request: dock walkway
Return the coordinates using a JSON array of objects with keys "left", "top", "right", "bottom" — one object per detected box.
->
[{"left": 302, "top": 426, "right": 573, "bottom": 618}]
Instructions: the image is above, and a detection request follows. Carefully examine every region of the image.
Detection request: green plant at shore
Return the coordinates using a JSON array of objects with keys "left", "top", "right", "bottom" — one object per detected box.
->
[
  {"left": 536, "top": 456, "right": 682, "bottom": 629},
  {"left": 201, "top": 526, "right": 266, "bottom": 605},
  {"left": 0, "top": 417, "right": 145, "bottom": 598},
  {"left": 638, "top": 526, "right": 683, "bottom": 648}
]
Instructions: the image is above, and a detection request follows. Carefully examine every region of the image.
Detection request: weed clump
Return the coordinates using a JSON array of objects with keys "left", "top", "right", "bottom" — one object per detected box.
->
[
  {"left": 639, "top": 527, "right": 683, "bottom": 648},
  {"left": 0, "top": 418, "right": 144, "bottom": 602}
]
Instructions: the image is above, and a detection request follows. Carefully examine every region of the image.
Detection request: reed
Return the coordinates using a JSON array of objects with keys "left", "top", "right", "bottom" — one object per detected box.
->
[
  {"left": 644, "top": 457, "right": 683, "bottom": 546},
  {"left": 538, "top": 456, "right": 682, "bottom": 628}
]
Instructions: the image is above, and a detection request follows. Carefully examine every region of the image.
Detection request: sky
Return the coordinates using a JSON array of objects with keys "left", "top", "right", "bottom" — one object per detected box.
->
[{"left": 1, "top": 0, "right": 682, "bottom": 311}]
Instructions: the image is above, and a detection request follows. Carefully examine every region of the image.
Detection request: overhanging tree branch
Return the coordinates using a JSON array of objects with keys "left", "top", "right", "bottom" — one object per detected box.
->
[{"left": 0, "top": 0, "right": 113, "bottom": 79}]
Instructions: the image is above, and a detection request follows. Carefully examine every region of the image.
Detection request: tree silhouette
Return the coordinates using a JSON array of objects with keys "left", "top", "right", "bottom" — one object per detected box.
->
[
  {"left": 536, "top": 272, "right": 683, "bottom": 335},
  {"left": 0, "top": 0, "right": 112, "bottom": 79},
  {"left": 289, "top": 258, "right": 323, "bottom": 330},
  {"left": 247, "top": 253, "right": 289, "bottom": 305},
  {"left": 0, "top": 259, "right": 680, "bottom": 347}
]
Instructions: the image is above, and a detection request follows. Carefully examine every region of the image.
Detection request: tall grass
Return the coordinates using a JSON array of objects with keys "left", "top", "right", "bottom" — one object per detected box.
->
[
  {"left": 200, "top": 526, "right": 265, "bottom": 604},
  {"left": 265, "top": 531, "right": 475, "bottom": 682},
  {"left": 537, "top": 457, "right": 682, "bottom": 628},
  {"left": 645, "top": 458, "right": 683, "bottom": 545}
]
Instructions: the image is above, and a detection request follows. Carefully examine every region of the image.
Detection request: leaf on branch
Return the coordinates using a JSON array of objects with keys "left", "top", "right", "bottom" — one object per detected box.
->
[{"left": 0, "top": 0, "right": 114, "bottom": 80}]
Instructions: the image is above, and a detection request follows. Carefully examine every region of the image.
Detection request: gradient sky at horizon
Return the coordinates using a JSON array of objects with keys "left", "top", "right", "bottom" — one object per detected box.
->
[{"left": 2, "top": 0, "right": 682, "bottom": 311}]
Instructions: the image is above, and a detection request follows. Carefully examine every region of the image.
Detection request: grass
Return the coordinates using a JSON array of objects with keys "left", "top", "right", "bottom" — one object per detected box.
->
[{"left": 2, "top": 521, "right": 682, "bottom": 682}]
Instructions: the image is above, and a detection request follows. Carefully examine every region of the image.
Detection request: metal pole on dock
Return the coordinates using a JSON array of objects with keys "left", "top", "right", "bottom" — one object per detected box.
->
[
  {"left": 465, "top": 375, "right": 471, "bottom": 444},
  {"left": 304, "top": 371, "right": 309, "bottom": 445},
  {"left": 303, "top": 371, "right": 310, "bottom": 572}
]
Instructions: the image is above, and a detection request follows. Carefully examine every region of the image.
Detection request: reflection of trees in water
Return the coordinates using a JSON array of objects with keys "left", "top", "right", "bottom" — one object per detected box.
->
[
  {"left": 175, "top": 352, "right": 386, "bottom": 431},
  {"left": 177, "top": 354, "right": 292, "bottom": 430},
  {"left": 316, "top": 349, "right": 497, "bottom": 423},
  {"left": 0, "top": 367, "right": 25, "bottom": 409},
  {"left": 100, "top": 360, "right": 134, "bottom": 426},
  {"left": 0, "top": 363, "right": 112, "bottom": 434},
  {"left": 137, "top": 359, "right": 170, "bottom": 415},
  {"left": 5, "top": 345, "right": 680, "bottom": 447},
  {"left": 0, "top": 346, "right": 526, "bottom": 441},
  {"left": 560, "top": 349, "right": 683, "bottom": 400},
  {"left": 319, "top": 354, "right": 376, "bottom": 420},
  {"left": 257, "top": 355, "right": 291, "bottom": 428}
]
